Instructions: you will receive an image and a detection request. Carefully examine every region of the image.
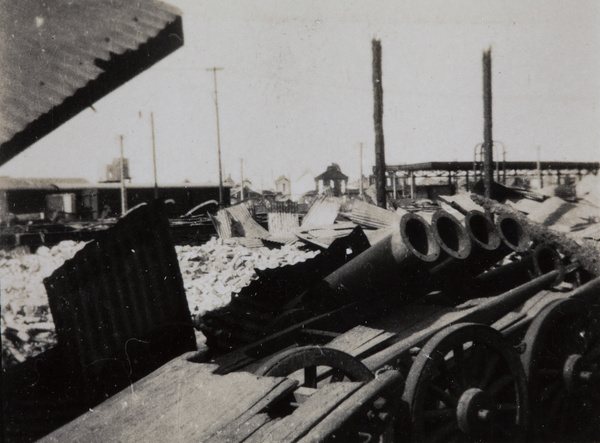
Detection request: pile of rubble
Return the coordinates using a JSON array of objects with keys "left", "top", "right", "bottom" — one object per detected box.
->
[
  {"left": 1, "top": 241, "right": 86, "bottom": 366},
  {"left": 177, "top": 238, "right": 319, "bottom": 317},
  {"left": 1, "top": 237, "right": 319, "bottom": 368}
]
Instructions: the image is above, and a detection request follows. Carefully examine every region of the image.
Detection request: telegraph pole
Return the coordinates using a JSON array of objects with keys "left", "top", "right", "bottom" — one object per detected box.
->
[
  {"left": 372, "top": 39, "right": 387, "bottom": 209},
  {"left": 150, "top": 112, "right": 159, "bottom": 199},
  {"left": 119, "top": 135, "right": 127, "bottom": 216},
  {"left": 359, "top": 142, "right": 364, "bottom": 196},
  {"left": 207, "top": 67, "right": 225, "bottom": 206},
  {"left": 537, "top": 145, "right": 543, "bottom": 189},
  {"left": 240, "top": 158, "right": 245, "bottom": 201},
  {"left": 482, "top": 48, "right": 493, "bottom": 199}
]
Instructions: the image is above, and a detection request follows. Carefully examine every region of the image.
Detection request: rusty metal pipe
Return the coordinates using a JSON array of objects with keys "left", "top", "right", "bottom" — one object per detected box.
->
[
  {"left": 465, "top": 210, "right": 502, "bottom": 251},
  {"left": 421, "top": 210, "right": 472, "bottom": 260},
  {"left": 496, "top": 213, "right": 532, "bottom": 252},
  {"left": 465, "top": 254, "right": 536, "bottom": 298},
  {"left": 433, "top": 210, "right": 472, "bottom": 259},
  {"left": 322, "top": 213, "right": 440, "bottom": 301},
  {"left": 423, "top": 211, "right": 510, "bottom": 296},
  {"left": 532, "top": 243, "right": 567, "bottom": 284},
  {"left": 569, "top": 276, "right": 600, "bottom": 304}
]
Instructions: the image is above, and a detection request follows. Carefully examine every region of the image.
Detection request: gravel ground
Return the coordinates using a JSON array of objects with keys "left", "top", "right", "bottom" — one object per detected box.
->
[{"left": 1, "top": 239, "right": 318, "bottom": 368}]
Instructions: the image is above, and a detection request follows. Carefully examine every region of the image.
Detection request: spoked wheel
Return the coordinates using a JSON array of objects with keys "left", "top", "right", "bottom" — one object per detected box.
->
[
  {"left": 254, "top": 345, "right": 374, "bottom": 387},
  {"left": 402, "top": 323, "right": 529, "bottom": 442},
  {"left": 521, "top": 298, "right": 600, "bottom": 440}
]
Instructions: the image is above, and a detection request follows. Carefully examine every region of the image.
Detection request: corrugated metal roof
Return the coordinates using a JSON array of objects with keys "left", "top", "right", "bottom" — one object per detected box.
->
[
  {"left": 0, "top": 0, "right": 183, "bottom": 166},
  {"left": 0, "top": 176, "right": 91, "bottom": 190},
  {"left": 314, "top": 164, "right": 349, "bottom": 181},
  {"left": 348, "top": 200, "right": 401, "bottom": 229},
  {"left": 301, "top": 196, "right": 341, "bottom": 228},
  {"left": 210, "top": 203, "right": 270, "bottom": 240}
]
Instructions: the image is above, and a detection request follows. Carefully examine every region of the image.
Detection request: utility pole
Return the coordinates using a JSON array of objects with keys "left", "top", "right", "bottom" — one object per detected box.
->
[
  {"left": 150, "top": 112, "right": 159, "bottom": 199},
  {"left": 372, "top": 39, "right": 387, "bottom": 209},
  {"left": 240, "top": 158, "right": 245, "bottom": 201},
  {"left": 359, "top": 142, "right": 364, "bottom": 196},
  {"left": 119, "top": 135, "right": 127, "bottom": 216},
  {"left": 537, "top": 145, "right": 543, "bottom": 189},
  {"left": 207, "top": 67, "right": 224, "bottom": 206},
  {"left": 482, "top": 48, "right": 493, "bottom": 199}
]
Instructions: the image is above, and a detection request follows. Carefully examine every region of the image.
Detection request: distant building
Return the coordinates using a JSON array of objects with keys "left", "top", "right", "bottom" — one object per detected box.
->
[
  {"left": 275, "top": 175, "right": 291, "bottom": 199},
  {"left": 0, "top": 176, "right": 229, "bottom": 221},
  {"left": 105, "top": 158, "right": 131, "bottom": 182},
  {"left": 314, "top": 163, "right": 348, "bottom": 197},
  {"left": 223, "top": 174, "right": 235, "bottom": 188},
  {"left": 231, "top": 179, "right": 261, "bottom": 203},
  {"left": 290, "top": 170, "right": 316, "bottom": 201},
  {"left": 377, "top": 161, "right": 599, "bottom": 202}
]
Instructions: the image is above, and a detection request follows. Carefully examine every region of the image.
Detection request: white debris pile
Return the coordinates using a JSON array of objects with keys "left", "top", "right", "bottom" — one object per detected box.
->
[
  {"left": 2, "top": 237, "right": 319, "bottom": 368},
  {"left": 1, "top": 241, "right": 86, "bottom": 367},
  {"left": 177, "top": 237, "right": 319, "bottom": 317}
]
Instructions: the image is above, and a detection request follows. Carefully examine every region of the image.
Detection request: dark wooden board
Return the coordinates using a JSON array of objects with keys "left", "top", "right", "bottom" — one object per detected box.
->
[
  {"left": 41, "top": 353, "right": 297, "bottom": 443},
  {"left": 244, "top": 381, "right": 363, "bottom": 443},
  {"left": 326, "top": 325, "right": 396, "bottom": 358},
  {"left": 298, "top": 369, "right": 404, "bottom": 443}
]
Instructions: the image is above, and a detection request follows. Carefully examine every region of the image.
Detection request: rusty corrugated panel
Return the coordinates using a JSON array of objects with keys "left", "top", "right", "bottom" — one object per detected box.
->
[
  {"left": 226, "top": 203, "right": 270, "bottom": 238},
  {"left": 268, "top": 213, "right": 300, "bottom": 236},
  {"left": 301, "top": 196, "right": 341, "bottom": 228},
  {"left": 209, "top": 203, "right": 270, "bottom": 239},
  {"left": 209, "top": 211, "right": 233, "bottom": 239},
  {"left": 44, "top": 200, "right": 196, "bottom": 393},
  {"left": 295, "top": 222, "right": 358, "bottom": 249},
  {"left": 0, "top": 0, "right": 183, "bottom": 166},
  {"left": 348, "top": 200, "right": 401, "bottom": 229},
  {"left": 267, "top": 201, "right": 299, "bottom": 237}
]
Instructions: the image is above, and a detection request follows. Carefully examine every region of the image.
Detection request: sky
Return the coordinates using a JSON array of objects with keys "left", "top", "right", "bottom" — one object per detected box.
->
[{"left": 1, "top": 0, "right": 599, "bottom": 189}]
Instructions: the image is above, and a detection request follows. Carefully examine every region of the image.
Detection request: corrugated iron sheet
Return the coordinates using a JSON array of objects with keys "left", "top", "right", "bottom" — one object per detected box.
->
[
  {"left": 209, "top": 211, "right": 233, "bottom": 239},
  {"left": 226, "top": 203, "right": 270, "bottom": 238},
  {"left": 268, "top": 213, "right": 299, "bottom": 236},
  {"left": 348, "top": 200, "right": 401, "bottom": 229},
  {"left": 0, "top": 0, "right": 183, "bottom": 166},
  {"left": 301, "top": 196, "right": 341, "bottom": 228},
  {"left": 0, "top": 176, "right": 91, "bottom": 190},
  {"left": 44, "top": 200, "right": 196, "bottom": 393},
  {"left": 211, "top": 203, "right": 270, "bottom": 239}
]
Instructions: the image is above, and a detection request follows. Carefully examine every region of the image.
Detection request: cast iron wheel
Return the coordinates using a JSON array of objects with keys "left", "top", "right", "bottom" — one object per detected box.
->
[
  {"left": 402, "top": 323, "right": 529, "bottom": 442},
  {"left": 254, "top": 345, "right": 374, "bottom": 387},
  {"left": 521, "top": 298, "right": 600, "bottom": 440}
]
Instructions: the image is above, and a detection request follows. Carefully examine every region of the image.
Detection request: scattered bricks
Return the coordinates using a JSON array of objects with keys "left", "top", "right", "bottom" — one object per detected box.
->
[
  {"left": 176, "top": 240, "right": 319, "bottom": 317},
  {"left": 1, "top": 238, "right": 318, "bottom": 369}
]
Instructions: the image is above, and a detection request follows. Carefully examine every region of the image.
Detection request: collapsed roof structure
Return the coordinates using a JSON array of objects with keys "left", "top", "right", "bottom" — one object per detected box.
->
[{"left": 0, "top": 0, "right": 183, "bottom": 166}]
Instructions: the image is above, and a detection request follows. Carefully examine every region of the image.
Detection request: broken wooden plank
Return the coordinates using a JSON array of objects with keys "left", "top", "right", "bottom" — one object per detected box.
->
[
  {"left": 41, "top": 355, "right": 295, "bottom": 443},
  {"left": 326, "top": 325, "right": 396, "bottom": 359},
  {"left": 244, "top": 381, "right": 364, "bottom": 443},
  {"left": 204, "top": 377, "right": 298, "bottom": 442},
  {"left": 298, "top": 369, "right": 404, "bottom": 443},
  {"left": 216, "top": 413, "right": 273, "bottom": 443}
]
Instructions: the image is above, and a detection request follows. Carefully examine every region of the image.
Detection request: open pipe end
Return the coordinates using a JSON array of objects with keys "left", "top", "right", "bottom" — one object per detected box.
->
[
  {"left": 496, "top": 214, "right": 532, "bottom": 252},
  {"left": 431, "top": 210, "right": 472, "bottom": 259},
  {"left": 533, "top": 243, "right": 566, "bottom": 285},
  {"left": 400, "top": 213, "right": 441, "bottom": 262},
  {"left": 465, "top": 210, "right": 502, "bottom": 251}
]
